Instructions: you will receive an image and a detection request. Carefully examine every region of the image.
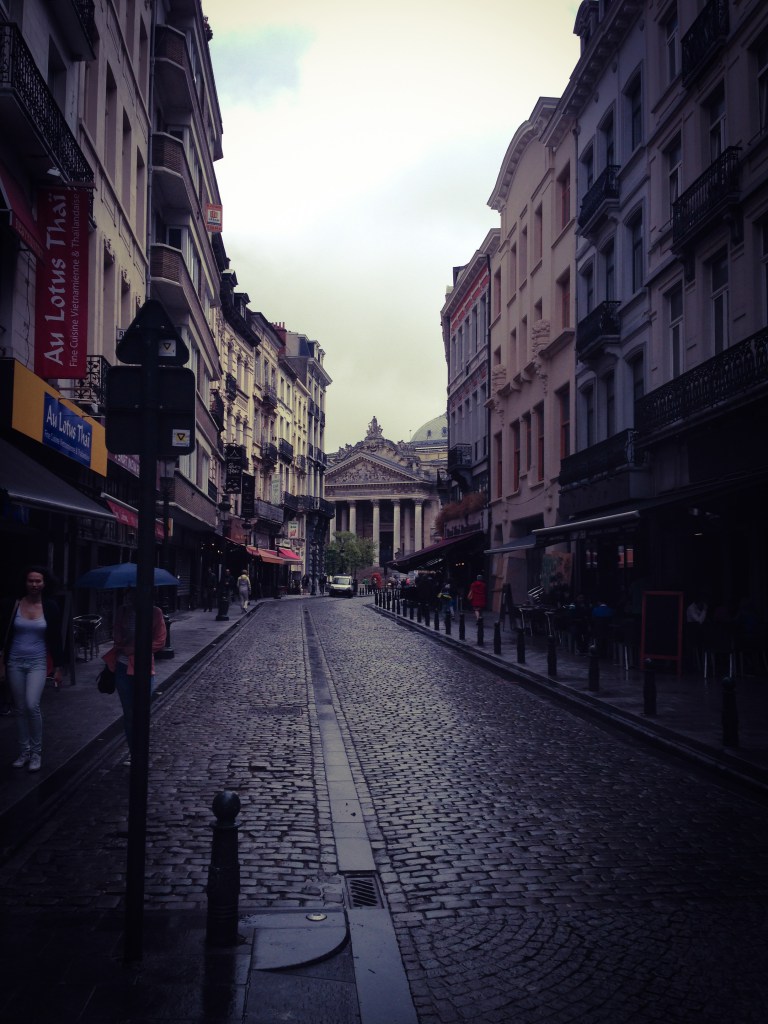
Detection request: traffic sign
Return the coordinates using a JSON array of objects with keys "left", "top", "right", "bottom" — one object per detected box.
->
[
  {"left": 116, "top": 299, "right": 189, "bottom": 366},
  {"left": 106, "top": 366, "right": 196, "bottom": 456}
]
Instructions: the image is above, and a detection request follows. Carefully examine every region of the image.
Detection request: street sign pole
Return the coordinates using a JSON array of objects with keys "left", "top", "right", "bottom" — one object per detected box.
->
[{"left": 123, "top": 331, "right": 160, "bottom": 964}]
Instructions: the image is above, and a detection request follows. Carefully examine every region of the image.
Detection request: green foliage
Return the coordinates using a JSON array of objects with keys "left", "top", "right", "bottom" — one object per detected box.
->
[{"left": 324, "top": 532, "right": 377, "bottom": 577}]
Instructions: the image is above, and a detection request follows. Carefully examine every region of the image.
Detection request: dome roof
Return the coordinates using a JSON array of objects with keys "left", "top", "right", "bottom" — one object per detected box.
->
[{"left": 410, "top": 413, "right": 448, "bottom": 444}]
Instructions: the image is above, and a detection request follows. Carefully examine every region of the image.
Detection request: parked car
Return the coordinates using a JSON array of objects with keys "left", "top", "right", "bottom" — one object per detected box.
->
[{"left": 328, "top": 574, "right": 354, "bottom": 598}]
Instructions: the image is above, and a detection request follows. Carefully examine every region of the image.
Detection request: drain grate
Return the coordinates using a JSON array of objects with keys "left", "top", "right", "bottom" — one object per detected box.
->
[{"left": 345, "top": 872, "right": 383, "bottom": 909}]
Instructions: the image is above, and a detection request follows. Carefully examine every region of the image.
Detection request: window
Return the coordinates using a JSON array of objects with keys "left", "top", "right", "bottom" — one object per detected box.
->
[
  {"left": 493, "top": 268, "right": 502, "bottom": 318},
  {"left": 520, "top": 226, "right": 528, "bottom": 281},
  {"left": 604, "top": 371, "right": 616, "bottom": 437},
  {"left": 521, "top": 316, "right": 528, "bottom": 363},
  {"left": 710, "top": 249, "right": 728, "bottom": 354},
  {"left": 667, "top": 283, "right": 683, "bottom": 376},
  {"left": 602, "top": 238, "right": 616, "bottom": 300},
  {"left": 494, "top": 432, "right": 503, "bottom": 499},
  {"left": 523, "top": 412, "right": 532, "bottom": 473},
  {"left": 629, "top": 213, "right": 644, "bottom": 293},
  {"left": 665, "top": 134, "right": 682, "bottom": 220},
  {"left": 583, "top": 386, "right": 595, "bottom": 448},
  {"left": 509, "top": 244, "right": 517, "bottom": 295},
  {"left": 535, "top": 403, "right": 545, "bottom": 482},
  {"left": 509, "top": 328, "right": 517, "bottom": 372},
  {"left": 105, "top": 64, "right": 117, "bottom": 180},
  {"left": 121, "top": 111, "right": 132, "bottom": 212},
  {"left": 625, "top": 73, "right": 643, "bottom": 152},
  {"left": 558, "top": 271, "right": 571, "bottom": 330},
  {"left": 558, "top": 386, "right": 571, "bottom": 459},
  {"left": 558, "top": 165, "right": 571, "bottom": 229},
  {"left": 582, "top": 262, "right": 595, "bottom": 315},
  {"left": 512, "top": 421, "right": 521, "bottom": 492},
  {"left": 707, "top": 83, "right": 726, "bottom": 161},
  {"left": 599, "top": 111, "right": 615, "bottom": 168},
  {"left": 629, "top": 353, "right": 644, "bottom": 407},
  {"left": 664, "top": 7, "right": 679, "bottom": 84},
  {"left": 533, "top": 205, "right": 543, "bottom": 264},
  {"left": 758, "top": 35, "right": 768, "bottom": 136}
]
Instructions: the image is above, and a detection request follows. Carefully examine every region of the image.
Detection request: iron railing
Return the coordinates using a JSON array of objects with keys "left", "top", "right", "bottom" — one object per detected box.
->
[
  {"left": 447, "top": 444, "right": 472, "bottom": 472},
  {"left": 278, "top": 438, "right": 294, "bottom": 462},
  {"left": 682, "top": 0, "right": 729, "bottom": 88},
  {"left": 224, "top": 372, "right": 237, "bottom": 400},
  {"left": 209, "top": 391, "right": 224, "bottom": 430},
  {"left": 636, "top": 327, "right": 768, "bottom": 437},
  {"left": 57, "top": 354, "right": 110, "bottom": 411},
  {"left": 578, "top": 164, "right": 620, "bottom": 229},
  {"left": 261, "top": 383, "right": 278, "bottom": 408},
  {"left": 254, "top": 498, "right": 283, "bottom": 524},
  {"left": 575, "top": 300, "right": 621, "bottom": 359},
  {"left": 282, "top": 491, "right": 300, "bottom": 513},
  {"left": 295, "top": 454, "right": 307, "bottom": 472},
  {"left": 672, "top": 147, "right": 741, "bottom": 249},
  {"left": 558, "top": 429, "right": 641, "bottom": 486},
  {"left": 261, "top": 442, "right": 278, "bottom": 465},
  {"left": 0, "top": 23, "right": 93, "bottom": 185}
]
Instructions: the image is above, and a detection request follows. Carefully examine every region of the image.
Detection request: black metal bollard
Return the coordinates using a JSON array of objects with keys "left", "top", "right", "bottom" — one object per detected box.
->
[
  {"left": 215, "top": 590, "right": 230, "bottom": 622},
  {"left": 588, "top": 644, "right": 600, "bottom": 691},
  {"left": 516, "top": 627, "right": 526, "bottom": 664},
  {"left": 722, "top": 676, "right": 739, "bottom": 747},
  {"left": 206, "top": 791, "right": 241, "bottom": 947},
  {"left": 445, "top": 611, "right": 452, "bottom": 637},
  {"left": 416, "top": 604, "right": 422, "bottom": 624},
  {"left": 409, "top": 602, "right": 414, "bottom": 621},
  {"left": 547, "top": 634, "right": 557, "bottom": 677},
  {"left": 493, "top": 621, "right": 501, "bottom": 655},
  {"left": 476, "top": 617, "right": 484, "bottom": 646},
  {"left": 643, "top": 659, "right": 657, "bottom": 716},
  {"left": 156, "top": 611, "right": 174, "bottom": 659},
  {"left": 433, "top": 609, "right": 440, "bottom": 631},
  {"left": 459, "top": 612, "right": 465, "bottom": 641}
]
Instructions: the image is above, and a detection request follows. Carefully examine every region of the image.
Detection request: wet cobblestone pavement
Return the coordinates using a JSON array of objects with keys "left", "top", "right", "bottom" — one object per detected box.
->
[{"left": 2, "top": 597, "right": 768, "bottom": 1022}]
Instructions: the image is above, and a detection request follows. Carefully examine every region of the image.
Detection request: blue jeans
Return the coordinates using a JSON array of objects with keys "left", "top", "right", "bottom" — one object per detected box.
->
[
  {"left": 115, "top": 662, "right": 157, "bottom": 752},
  {"left": 7, "top": 656, "right": 47, "bottom": 756}
]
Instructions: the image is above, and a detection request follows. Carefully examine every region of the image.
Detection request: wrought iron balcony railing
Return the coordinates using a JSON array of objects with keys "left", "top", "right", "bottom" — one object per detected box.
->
[
  {"left": 57, "top": 354, "right": 110, "bottom": 412},
  {"left": 635, "top": 327, "right": 768, "bottom": 439},
  {"left": 295, "top": 454, "right": 307, "bottom": 472},
  {"left": 575, "top": 300, "right": 621, "bottom": 360},
  {"left": 207, "top": 479, "right": 218, "bottom": 503},
  {"left": 309, "top": 399, "right": 319, "bottom": 418},
  {"left": 261, "top": 383, "right": 278, "bottom": 408},
  {"left": 254, "top": 498, "right": 284, "bottom": 525},
  {"left": 558, "top": 429, "right": 641, "bottom": 486},
  {"left": 578, "top": 164, "right": 620, "bottom": 230},
  {"left": 282, "top": 491, "right": 300, "bottom": 513},
  {"left": 278, "top": 438, "right": 294, "bottom": 462},
  {"left": 209, "top": 390, "right": 224, "bottom": 431},
  {"left": 224, "top": 372, "right": 237, "bottom": 400},
  {"left": 682, "top": 0, "right": 729, "bottom": 89},
  {"left": 447, "top": 444, "right": 472, "bottom": 472},
  {"left": 0, "top": 23, "right": 94, "bottom": 186},
  {"left": 261, "top": 442, "right": 278, "bottom": 466},
  {"left": 672, "top": 147, "right": 741, "bottom": 250}
]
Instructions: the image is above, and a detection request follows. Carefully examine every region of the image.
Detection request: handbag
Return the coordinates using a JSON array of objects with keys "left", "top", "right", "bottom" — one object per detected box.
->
[{"left": 97, "top": 664, "right": 116, "bottom": 694}]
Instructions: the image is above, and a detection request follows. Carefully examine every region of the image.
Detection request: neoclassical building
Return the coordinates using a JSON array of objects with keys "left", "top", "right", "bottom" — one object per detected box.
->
[{"left": 325, "top": 416, "right": 447, "bottom": 566}]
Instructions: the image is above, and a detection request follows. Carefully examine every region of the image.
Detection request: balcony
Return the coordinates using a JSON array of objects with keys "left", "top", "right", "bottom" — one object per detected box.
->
[
  {"left": 154, "top": 24, "right": 195, "bottom": 117},
  {"left": 682, "top": 0, "right": 729, "bottom": 89},
  {"left": 578, "top": 165, "right": 620, "bottom": 234},
  {"left": 559, "top": 430, "right": 642, "bottom": 487},
  {"left": 208, "top": 479, "right": 218, "bottom": 503},
  {"left": 152, "top": 132, "right": 195, "bottom": 212},
  {"left": 278, "top": 438, "right": 294, "bottom": 463},
  {"left": 58, "top": 354, "right": 110, "bottom": 414},
  {"left": 261, "top": 383, "right": 278, "bottom": 409},
  {"left": 303, "top": 496, "right": 335, "bottom": 518},
  {"left": 51, "top": 2, "right": 96, "bottom": 60},
  {"left": 209, "top": 390, "right": 224, "bottom": 431},
  {"left": 282, "top": 491, "right": 300, "bottom": 515},
  {"left": 309, "top": 399, "right": 319, "bottom": 418},
  {"left": 295, "top": 454, "right": 307, "bottom": 473},
  {"left": 224, "top": 372, "right": 237, "bottom": 400},
  {"left": 447, "top": 444, "right": 472, "bottom": 473},
  {"left": 0, "top": 23, "right": 94, "bottom": 185},
  {"left": 150, "top": 243, "right": 204, "bottom": 320},
  {"left": 262, "top": 442, "right": 278, "bottom": 466},
  {"left": 254, "top": 498, "right": 284, "bottom": 525},
  {"left": 635, "top": 327, "right": 768, "bottom": 440},
  {"left": 672, "top": 147, "right": 741, "bottom": 252},
  {"left": 575, "top": 301, "right": 621, "bottom": 361}
]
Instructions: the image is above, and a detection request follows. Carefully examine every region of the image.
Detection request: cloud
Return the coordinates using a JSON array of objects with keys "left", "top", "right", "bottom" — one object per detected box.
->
[{"left": 210, "top": 28, "right": 314, "bottom": 107}]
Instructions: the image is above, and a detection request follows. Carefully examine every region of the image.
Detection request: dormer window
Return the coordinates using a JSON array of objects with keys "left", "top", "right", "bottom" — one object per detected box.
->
[{"left": 574, "top": 1, "right": 600, "bottom": 53}]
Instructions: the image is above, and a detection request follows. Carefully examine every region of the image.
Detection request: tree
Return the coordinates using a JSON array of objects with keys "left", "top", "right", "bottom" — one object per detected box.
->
[{"left": 324, "top": 532, "right": 377, "bottom": 577}]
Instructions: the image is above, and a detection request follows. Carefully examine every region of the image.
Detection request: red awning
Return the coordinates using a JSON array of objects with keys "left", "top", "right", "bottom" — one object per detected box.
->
[
  {"left": 105, "top": 497, "right": 165, "bottom": 541},
  {"left": 0, "top": 162, "right": 45, "bottom": 260},
  {"left": 247, "top": 546, "right": 286, "bottom": 565},
  {"left": 277, "top": 547, "right": 301, "bottom": 561}
]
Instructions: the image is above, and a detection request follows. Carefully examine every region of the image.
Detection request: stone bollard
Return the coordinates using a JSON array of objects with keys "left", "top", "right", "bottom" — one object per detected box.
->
[
  {"left": 206, "top": 791, "right": 241, "bottom": 947},
  {"left": 516, "top": 627, "right": 526, "bottom": 664},
  {"left": 643, "top": 659, "right": 657, "bottom": 716},
  {"left": 547, "top": 634, "right": 558, "bottom": 678},
  {"left": 476, "top": 617, "right": 484, "bottom": 647},
  {"left": 459, "top": 612, "right": 465, "bottom": 641},
  {"left": 445, "top": 611, "right": 452, "bottom": 637},
  {"left": 493, "top": 621, "right": 501, "bottom": 655},
  {"left": 215, "top": 589, "right": 230, "bottom": 622},
  {"left": 722, "top": 676, "right": 739, "bottom": 748},
  {"left": 433, "top": 609, "right": 440, "bottom": 631},
  {"left": 156, "top": 611, "right": 175, "bottom": 659},
  {"left": 588, "top": 644, "right": 600, "bottom": 691}
]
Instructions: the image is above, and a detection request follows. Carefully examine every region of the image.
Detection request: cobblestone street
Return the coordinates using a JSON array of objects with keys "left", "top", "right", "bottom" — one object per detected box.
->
[{"left": 3, "top": 598, "right": 768, "bottom": 1023}]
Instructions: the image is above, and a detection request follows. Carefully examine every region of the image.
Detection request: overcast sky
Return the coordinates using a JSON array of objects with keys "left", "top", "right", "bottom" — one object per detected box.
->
[{"left": 208, "top": 1, "right": 581, "bottom": 453}]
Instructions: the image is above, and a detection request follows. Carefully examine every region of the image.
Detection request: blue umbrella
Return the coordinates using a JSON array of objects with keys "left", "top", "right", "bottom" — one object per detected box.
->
[{"left": 75, "top": 563, "right": 179, "bottom": 589}]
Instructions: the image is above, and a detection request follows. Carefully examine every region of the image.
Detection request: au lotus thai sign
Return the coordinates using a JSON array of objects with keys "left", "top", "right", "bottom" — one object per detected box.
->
[{"left": 35, "top": 187, "right": 89, "bottom": 379}]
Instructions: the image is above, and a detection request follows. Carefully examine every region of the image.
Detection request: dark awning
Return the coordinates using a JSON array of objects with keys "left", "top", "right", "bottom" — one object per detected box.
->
[
  {"left": 390, "top": 530, "right": 485, "bottom": 572},
  {"left": 0, "top": 162, "right": 45, "bottom": 260},
  {"left": 533, "top": 509, "right": 641, "bottom": 544},
  {"left": 0, "top": 439, "right": 114, "bottom": 520},
  {"left": 485, "top": 534, "right": 537, "bottom": 555}
]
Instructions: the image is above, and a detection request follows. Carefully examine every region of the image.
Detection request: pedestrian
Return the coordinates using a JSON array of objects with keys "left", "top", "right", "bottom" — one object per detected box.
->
[
  {"left": 237, "top": 569, "right": 251, "bottom": 611},
  {"left": 1, "top": 565, "right": 65, "bottom": 773},
  {"left": 301, "top": 574, "right": 309, "bottom": 596},
  {"left": 319, "top": 573, "right": 327, "bottom": 595},
  {"left": 202, "top": 568, "right": 217, "bottom": 611},
  {"left": 101, "top": 589, "right": 166, "bottom": 762},
  {"left": 466, "top": 574, "right": 487, "bottom": 622},
  {"left": 438, "top": 583, "right": 455, "bottom": 619}
]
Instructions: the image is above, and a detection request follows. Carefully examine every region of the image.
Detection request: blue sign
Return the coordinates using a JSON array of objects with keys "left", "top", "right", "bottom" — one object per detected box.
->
[{"left": 43, "top": 392, "right": 92, "bottom": 467}]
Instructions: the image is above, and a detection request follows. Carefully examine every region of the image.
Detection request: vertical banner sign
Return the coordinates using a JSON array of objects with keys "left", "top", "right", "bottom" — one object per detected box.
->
[
  {"left": 35, "top": 187, "right": 89, "bottom": 379},
  {"left": 241, "top": 472, "right": 255, "bottom": 518},
  {"left": 224, "top": 443, "right": 244, "bottom": 493}
]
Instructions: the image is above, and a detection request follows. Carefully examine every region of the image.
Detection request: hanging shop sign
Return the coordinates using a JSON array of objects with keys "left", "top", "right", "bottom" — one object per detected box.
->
[
  {"left": 205, "top": 203, "right": 223, "bottom": 232},
  {"left": 241, "top": 472, "right": 255, "bottom": 518},
  {"left": 225, "top": 444, "right": 245, "bottom": 493},
  {"left": 35, "top": 187, "right": 89, "bottom": 379}
]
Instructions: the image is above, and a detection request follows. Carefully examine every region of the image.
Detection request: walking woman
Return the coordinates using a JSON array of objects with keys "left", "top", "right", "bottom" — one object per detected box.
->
[{"left": 0, "top": 566, "right": 65, "bottom": 773}]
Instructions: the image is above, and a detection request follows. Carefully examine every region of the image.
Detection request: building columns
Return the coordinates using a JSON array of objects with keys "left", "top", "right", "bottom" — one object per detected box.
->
[
  {"left": 372, "top": 499, "right": 380, "bottom": 564},
  {"left": 349, "top": 500, "right": 357, "bottom": 535},
  {"left": 393, "top": 499, "right": 401, "bottom": 559},
  {"left": 414, "top": 500, "right": 423, "bottom": 552}
]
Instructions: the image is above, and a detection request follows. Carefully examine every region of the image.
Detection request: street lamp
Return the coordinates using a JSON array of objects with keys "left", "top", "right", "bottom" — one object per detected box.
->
[{"left": 216, "top": 500, "right": 231, "bottom": 621}]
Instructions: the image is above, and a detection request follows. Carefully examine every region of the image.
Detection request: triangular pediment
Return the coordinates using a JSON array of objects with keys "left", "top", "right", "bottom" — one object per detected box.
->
[{"left": 326, "top": 452, "right": 421, "bottom": 487}]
